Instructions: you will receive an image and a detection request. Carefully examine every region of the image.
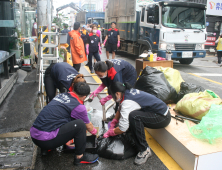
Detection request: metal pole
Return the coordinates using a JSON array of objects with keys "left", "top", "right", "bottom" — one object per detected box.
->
[
  {"left": 47, "top": 0, "right": 52, "bottom": 53},
  {"left": 37, "top": 0, "right": 48, "bottom": 26},
  {"left": 51, "top": 0, "right": 54, "bottom": 22}
]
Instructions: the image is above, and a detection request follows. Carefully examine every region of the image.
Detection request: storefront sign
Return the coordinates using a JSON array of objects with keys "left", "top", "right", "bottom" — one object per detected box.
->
[
  {"left": 206, "top": 0, "right": 222, "bottom": 16},
  {"left": 207, "top": 37, "right": 216, "bottom": 41},
  {"left": 205, "top": 41, "right": 215, "bottom": 46},
  {"left": 103, "top": 0, "right": 108, "bottom": 12}
]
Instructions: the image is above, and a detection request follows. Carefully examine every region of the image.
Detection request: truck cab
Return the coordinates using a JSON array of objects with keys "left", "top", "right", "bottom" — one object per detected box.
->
[
  {"left": 87, "top": 17, "right": 105, "bottom": 28},
  {"left": 139, "top": 1, "right": 207, "bottom": 64}
]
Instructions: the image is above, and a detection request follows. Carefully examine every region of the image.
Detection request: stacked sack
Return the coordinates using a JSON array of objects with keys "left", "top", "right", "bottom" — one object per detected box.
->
[
  {"left": 135, "top": 66, "right": 221, "bottom": 120},
  {"left": 175, "top": 90, "right": 222, "bottom": 120}
]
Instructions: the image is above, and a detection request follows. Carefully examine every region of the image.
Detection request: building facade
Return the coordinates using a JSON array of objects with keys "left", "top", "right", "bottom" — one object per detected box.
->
[{"left": 80, "top": 0, "right": 106, "bottom": 12}]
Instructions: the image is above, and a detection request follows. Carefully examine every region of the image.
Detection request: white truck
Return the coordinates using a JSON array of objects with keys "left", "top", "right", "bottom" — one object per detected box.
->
[{"left": 104, "top": 0, "right": 207, "bottom": 64}]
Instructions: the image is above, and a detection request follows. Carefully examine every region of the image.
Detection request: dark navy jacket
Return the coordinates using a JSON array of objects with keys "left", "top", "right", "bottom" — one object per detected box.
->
[
  {"left": 50, "top": 62, "right": 79, "bottom": 90},
  {"left": 81, "top": 31, "right": 88, "bottom": 44},
  {"left": 107, "top": 28, "right": 119, "bottom": 44},
  {"left": 33, "top": 92, "right": 83, "bottom": 132},
  {"left": 101, "top": 59, "right": 137, "bottom": 89},
  {"left": 87, "top": 33, "right": 100, "bottom": 53},
  {"left": 123, "top": 89, "right": 168, "bottom": 116}
]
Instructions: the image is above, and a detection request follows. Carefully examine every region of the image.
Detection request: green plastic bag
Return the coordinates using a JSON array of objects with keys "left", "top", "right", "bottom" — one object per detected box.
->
[
  {"left": 175, "top": 90, "right": 222, "bottom": 120},
  {"left": 155, "top": 67, "right": 184, "bottom": 93},
  {"left": 187, "top": 104, "right": 222, "bottom": 144}
]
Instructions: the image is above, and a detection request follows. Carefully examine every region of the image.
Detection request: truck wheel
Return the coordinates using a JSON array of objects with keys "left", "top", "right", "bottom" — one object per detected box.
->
[
  {"left": 179, "top": 58, "right": 193, "bottom": 65},
  {"left": 140, "top": 45, "right": 150, "bottom": 54}
]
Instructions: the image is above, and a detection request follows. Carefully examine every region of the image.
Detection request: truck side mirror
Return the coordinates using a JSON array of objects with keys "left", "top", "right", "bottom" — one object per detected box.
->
[{"left": 147, "top": 6, "right": 154, "bottom": 16}]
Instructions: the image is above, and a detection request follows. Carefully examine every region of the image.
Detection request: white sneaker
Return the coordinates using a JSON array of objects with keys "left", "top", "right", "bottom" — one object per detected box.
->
[{"left": 134, "top": 147, "right": 152, "bottom": 165}]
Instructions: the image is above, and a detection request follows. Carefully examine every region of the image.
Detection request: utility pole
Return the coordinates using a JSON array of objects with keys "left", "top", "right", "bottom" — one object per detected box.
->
[{"left": 37, "top": 0, "right": 49, "bottom": 53}]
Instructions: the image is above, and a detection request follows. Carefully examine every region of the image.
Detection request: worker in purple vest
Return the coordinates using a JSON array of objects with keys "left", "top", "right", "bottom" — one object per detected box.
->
[
  {"left": 30, "top": 82, "right": 99, "bottom": 165},
  {"left": 104, "top": 82, "right": 171, "bottom": 165}
]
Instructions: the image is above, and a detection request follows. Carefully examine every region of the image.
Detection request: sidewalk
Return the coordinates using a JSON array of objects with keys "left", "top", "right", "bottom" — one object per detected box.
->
[{"left": 0, "top": 69, "right": 38, "bottom": 169}]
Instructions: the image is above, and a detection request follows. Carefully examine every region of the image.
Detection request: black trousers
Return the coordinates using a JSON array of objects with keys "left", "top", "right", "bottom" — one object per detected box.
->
[
  {"left": 32, "top": 119, "right": 86, "bottom": 155},
  {"left": 73, "top": 64, "right": 81, "bottom": 72},
  {"left": 217, "top": 51, "right": 222, "bottom": 64},
  {"left": 129, "top": 110, "right": 171, "bottom": 152},
  {"left": 88, "top": 51, "right": 101, "bottom": 70},
  {"left": 44, "top": 73, "right": 66, "bottom": 103}
]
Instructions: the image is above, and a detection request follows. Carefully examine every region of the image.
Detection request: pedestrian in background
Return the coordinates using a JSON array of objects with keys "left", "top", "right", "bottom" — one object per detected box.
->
[
  {"left": 216, "top": 34, "right": 222, "bottom": 66},
  {"left": 103, "top": 22, "right": 120, "bottom": 59},
  {"left": 69, "top": 22, "right": 87, "bottom": 72},
  {"left": 81, "top": 25, "right": 89, "bottom": 66},
  {"left": 86, "top": 25, "right": 101, "bottom": 73},
  {"left": 32, "top": 18, "right": 37, "bottom": 37},
  {"left": 61, "top": 23, "right": 71, "bottom": 52},
  {"left": 84, "top": 23, "right": 102, "bottom": 67}
]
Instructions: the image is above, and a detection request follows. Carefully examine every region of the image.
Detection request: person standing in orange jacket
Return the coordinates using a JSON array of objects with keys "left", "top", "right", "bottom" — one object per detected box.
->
[{"left": 69, "top": 22, "right": 87, "bottom": 72}]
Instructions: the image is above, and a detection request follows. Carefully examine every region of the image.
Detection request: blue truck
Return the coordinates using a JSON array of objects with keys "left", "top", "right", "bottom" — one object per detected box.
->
[
  {"left": 104, "top": 0, "right": 207, "bottom": 64},
  {"left": 76, "top": 12, "right": 105, "bottom": 26}
]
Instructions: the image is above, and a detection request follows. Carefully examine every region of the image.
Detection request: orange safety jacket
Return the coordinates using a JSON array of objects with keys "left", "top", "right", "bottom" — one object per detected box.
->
[{"left": 69, "top": 30, "right": 87, "bottom": 64}]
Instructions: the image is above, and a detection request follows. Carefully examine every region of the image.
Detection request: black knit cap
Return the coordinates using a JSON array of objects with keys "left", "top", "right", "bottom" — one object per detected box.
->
[
  {"left": 74, "top": 22, "right": 80, "bottom": 30},
  {"left": 111, "top": 21, "right": 116, "bottom": 25}
]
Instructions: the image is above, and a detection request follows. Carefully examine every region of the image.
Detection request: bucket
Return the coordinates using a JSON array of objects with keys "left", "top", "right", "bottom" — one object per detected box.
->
[
  {"left": 24, "top": 59, "right": 30, "bottom": 64},
  {"left": 166, "top": 53, "right": 172, "bottom": 60}
]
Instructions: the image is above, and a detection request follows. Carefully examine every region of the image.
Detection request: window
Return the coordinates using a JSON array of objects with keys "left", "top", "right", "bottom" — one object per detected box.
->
[
  {"left": 141, "top": 8, "right": 145, "bottom": 22},
  {"left": 162, "top": 6, "right": 205, "bottom": 29},
  {"left": 154, "top": 5, "right": 159, "bottom": 24},
  {"left": 147, "top": 5, "right": 159, "bottom": 24}
]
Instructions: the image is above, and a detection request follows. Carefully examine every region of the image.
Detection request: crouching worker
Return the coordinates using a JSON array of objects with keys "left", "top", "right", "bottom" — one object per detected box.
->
[
  {"left": 44, "top": 62, "right": 85, "bottom": 103},
  {"left": 30, "top": 82, "right": 99, "bottom": 165},
  {"left": 91, "top": 59, "right": 137, "bottom": 104},
  {"left": 104, "top": 82, "right": 171, "bottom": 165}
]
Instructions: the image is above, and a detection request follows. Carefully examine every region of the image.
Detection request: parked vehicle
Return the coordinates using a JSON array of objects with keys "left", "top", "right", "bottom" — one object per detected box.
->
[
  {"left": 104, "top": 0, "right": 207, "bottom": 64},
  {"left": 76, "top": 12, "right": 105, "bottom": 25}
]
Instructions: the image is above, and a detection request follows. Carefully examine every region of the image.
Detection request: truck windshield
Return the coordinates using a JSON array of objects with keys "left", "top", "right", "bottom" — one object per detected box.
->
[
  {"left": 162, "top": 6, "right": 205, "bottom": 29},
  {"left": 92, "top": 19, "right": 104, "bottom": 28}
]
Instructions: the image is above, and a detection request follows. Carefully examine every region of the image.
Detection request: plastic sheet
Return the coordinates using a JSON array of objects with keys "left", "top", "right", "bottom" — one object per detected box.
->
[
  {"left": 187, "top": 104, "right": 222, "bottom": 144},
  {"left": 97, "top": 132, "right": 137, "bottom": 160},
  {"left": 135, "top": 66, "right": 177, "bottom": 103},
  {"left": 156, "top": 67, "right": 184, "bottom": 93},
  {"left": 176, "top": 82, "right": 205, "bottom": 102},
  {"left": 175, "top": 90, "right": 222, "bottom": 120}
]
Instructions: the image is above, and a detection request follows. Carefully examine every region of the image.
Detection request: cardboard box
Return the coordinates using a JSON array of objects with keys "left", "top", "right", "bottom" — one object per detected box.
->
[{"left": 145, "top": 104, "right": 222, "bottom": 170}]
